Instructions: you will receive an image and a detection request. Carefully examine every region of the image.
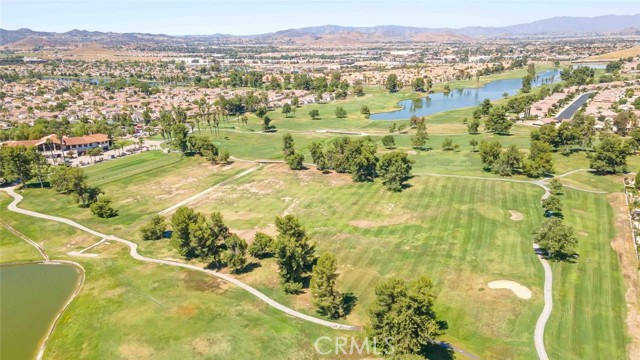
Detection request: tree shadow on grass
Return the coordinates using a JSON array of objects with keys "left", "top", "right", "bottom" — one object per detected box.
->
[
  {"left": 236, "top": 261, "right": 262, "bottom": 274},
  {"left": 423, "top": 343, "right": 455, "bottom": 360},
  {"left": 24, "top": 181, "right": 51, "bottom": 189},
  {"left": 342, "top": 292, "right": 358, "bottom": 316}
]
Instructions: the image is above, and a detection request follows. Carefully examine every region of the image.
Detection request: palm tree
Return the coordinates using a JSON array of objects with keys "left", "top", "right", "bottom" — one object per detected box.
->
[{"left": 55, "top": 128, "right": 67, "bottom": 165}]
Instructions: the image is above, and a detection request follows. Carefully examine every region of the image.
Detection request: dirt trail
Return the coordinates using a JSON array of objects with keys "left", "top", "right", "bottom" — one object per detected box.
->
[{"left": 608, "top": 193, "right": 640, "bottom": 360}]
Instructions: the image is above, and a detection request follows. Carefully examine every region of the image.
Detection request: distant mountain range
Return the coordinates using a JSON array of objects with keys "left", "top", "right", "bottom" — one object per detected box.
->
[{"left": 1, "top": 14, "right": 639, "bottom": 47}]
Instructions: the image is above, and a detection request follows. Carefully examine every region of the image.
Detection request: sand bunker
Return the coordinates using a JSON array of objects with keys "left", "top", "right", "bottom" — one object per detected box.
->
[
  {"left": 488, "top": 280, "right": 532, "bottom": 299},
  {"left": 509, "top": 210, "right": 524, "bottom": 221}
]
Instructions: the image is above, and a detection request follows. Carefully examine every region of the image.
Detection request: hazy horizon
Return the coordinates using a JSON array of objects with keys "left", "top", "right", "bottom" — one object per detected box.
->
[{"left": 2, "top": 0, "right": 639, "bottom": 36}]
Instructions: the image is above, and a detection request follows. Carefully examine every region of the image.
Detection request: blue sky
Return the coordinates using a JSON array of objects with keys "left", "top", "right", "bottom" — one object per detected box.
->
[{"left": 1, "top": 0, "right": 638, "bottom": 35}]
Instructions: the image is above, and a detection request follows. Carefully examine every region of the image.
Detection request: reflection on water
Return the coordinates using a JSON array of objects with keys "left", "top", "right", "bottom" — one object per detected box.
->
[{"left": 370, "top": 70, "right": 561, "bottom": 121}]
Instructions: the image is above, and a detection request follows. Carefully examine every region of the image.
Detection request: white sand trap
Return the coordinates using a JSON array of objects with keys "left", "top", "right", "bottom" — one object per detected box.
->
[
  {"left": 508, "top": 210, "right": 524, "bottom": 221},
  {"left": 488, "top": 280, "right": 532, "bottom": 299}
]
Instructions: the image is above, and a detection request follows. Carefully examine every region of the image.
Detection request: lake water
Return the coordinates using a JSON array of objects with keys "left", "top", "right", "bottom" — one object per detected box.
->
[
  {"left": 369, "top": 69, "right": 561, "bottom": 121},
  {"left": 0, "top": 263, "right": 81, "bottom": 360}
]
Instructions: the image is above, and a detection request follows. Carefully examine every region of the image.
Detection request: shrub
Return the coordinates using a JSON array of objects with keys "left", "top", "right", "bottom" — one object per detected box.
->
[
  {"left": 90, "top": 197, "right": 118, "bottom": 218},
  {"left": 140, "top": 215, "right": 167, "bottom": 240},
  {"left": 248, "top": 232, "right": 275, "bottom": 258}
]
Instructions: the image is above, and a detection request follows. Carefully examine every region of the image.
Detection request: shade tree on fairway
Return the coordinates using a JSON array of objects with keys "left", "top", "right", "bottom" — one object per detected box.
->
[
  {"left": 533, "top": 217, "right": 578, "bottom": 260},
  {"left": 48, "top": 165, "right": 104, "bottom": 209},
  {"left": 549, "top": 178, "right": 563, "bottom": 194},
  {"left": 485, "top": 106, "right": 513, "bottom": 135},
  {"left": 376, "top": 151, "right": 414, "bottom": 192},
  {"left": 590, "top": 134, "right": 629, "bottom": 174},
  {"left": 90, "top": 196, "right": 118, "bottom": 218},
  {"left": 170, "top": 207, "right": 231, "bottom": 267},
  {"left": 411, "top": 119, "right": 429, "bottom": 150},
  {"left": 335, "top": 106, "right": 347, "bottom": 118},
  {"left": 309, "top": 109, "right": 320, "bottom": 120},
  {"left": 542, "top": 194, "right": 563, "bottom": 216},
  {"left": 308, "top": 142, "right": 329, "bottom": 171},
  {"left": 282, "top": 133, "right": 305, "bottom": 170},
  {"left": 381, "top": 135, "right": 396, "bottom": 149},
  {"left": 223, "top": 234, "right": 248, "bottom": 273},
  {"left": 385, "top": 73, "right": 399, "bottom": 93},
  {"left": 369, "top": 276, "right": 447, "bottom": 357},
  {"left": 248, "top": 232, "right": 275, "bottom": 258},
  {"left": 140, "top": 215, "right": 167, "bottom": 240},
  {"left": 310, "top": 253, "right": 345, "bottom": 319},
  {"left": 274, "top": 215, "right": 316, "bottom": 293}
]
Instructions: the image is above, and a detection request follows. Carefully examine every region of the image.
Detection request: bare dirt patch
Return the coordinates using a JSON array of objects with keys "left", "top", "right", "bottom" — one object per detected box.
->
[
  {"left": 406, "top": 150, "right": 418, "bottom": 155},
  {"left": 192, "top": 334, "right": 231, "bottom": 356},
  {"left": 608, "top": 193, "right": 640, "bottom": 359},
  {"left": 118, "top": 342, "right": 154, "bottom": 360},
  {"left": 230, "top": 225, "right": 278, "bottom": 243},
  {"left": 238, "top": 178, "right": 284, "bottom": 194},
  {"left": 487, "top": 280, "right": 532, "bottom": 299},
  {"left": 181, "top": 271, "right": 225, "bottom": 294},
  {"left": 174, "top": 303, "right": 198, "bottom": 317},
  {"left": 349, "top": 214, "right": 414, "bottom": 229},
  {"left": 508, "top": 210, "right": 524, "bottom": 221}
]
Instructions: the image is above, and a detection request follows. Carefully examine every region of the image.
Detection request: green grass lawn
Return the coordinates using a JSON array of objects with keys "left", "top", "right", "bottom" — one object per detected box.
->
[
  {"left": 2, "top": 62, "right": 633, "bottom": 359},
  {"left": 0, "top": 220, "right": 43, "bottom": 263},
  {"left": 0, "top": 194, "right": 353, "bottom": 360}
]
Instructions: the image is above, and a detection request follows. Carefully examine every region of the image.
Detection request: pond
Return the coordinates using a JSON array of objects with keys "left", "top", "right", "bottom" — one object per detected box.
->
[
  {"left": 369, "top": 69, "right": 561, "bottom": 121},
  {"left": 0, "top": 262, "right": 82, "bottom": 360}
]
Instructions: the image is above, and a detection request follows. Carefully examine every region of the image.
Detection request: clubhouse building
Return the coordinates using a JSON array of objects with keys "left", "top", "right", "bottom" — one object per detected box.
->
[{"left": 3, "top": 133, "right": 111, "bottom": 156}]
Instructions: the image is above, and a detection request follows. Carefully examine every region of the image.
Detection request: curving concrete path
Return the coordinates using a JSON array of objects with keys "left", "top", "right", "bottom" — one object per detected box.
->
[{"left": 2, "top": 187, "right": 361, "bottom": 332}]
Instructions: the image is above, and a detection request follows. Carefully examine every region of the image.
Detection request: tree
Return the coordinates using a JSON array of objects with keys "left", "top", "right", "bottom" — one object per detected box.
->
[
  {"left": 171, "top": 207, "right": 198, "bottom": 257},
  {"left": 248, "top": 232, "right": 275, "bottom": 258},
  {"left": 441, "top": 138, "right": 454, "bottom": 151},
  {"left": 590, "top": 135, "right": 628, "bottom": 174},
  {"left": 385, "top": 73, "right": 399, "bottom": 93},
  {"left": 376, "top": 151, "right": 414, "bottom": 192},
  {"left": 335, "top": 106, "right": 347, "bottom": 118},
  {"left": 411, "top": 121, "right": 429, "bottom": 150},
  {"left": 613, "top": 110, "right": 637, "bottom": 136},
  {"left": 542, "top": 194, "right": 563, "bottom": 215},
  {"left": 171, "top": 123, "right": 189, "bottom": 153},
  {"left": 309, "top": 142, "right": 329, "bottom": 171},
  {"left": 479, "top": 141, "right": 502, "bottom": 171},
  {"left": 140, "top": 215, "right": 167, "bottom": 240},
  {"left": 310, "top": 253, "right": 344, "bottom": 319},
  {"left": 533, "top": 218, "right": 578, "bottom": 260},
  {"left": 286, "top": 153, "right": 305, "bottom": 170},
  {"left": 412, "top": 77, "right": 425, "bottom": 92},
  {"left": 524, "top": 140, "right": 554, "bottom": 177},
  {"left": 549, "top": 179, "right": 563, "bottom": 194},
  {"left": 309, "top": 109, "right": 320, "bottom": 120},
  {"left": 255, "top": 106, "right": 268, "bottom": 119},
  {"left": 223, "top": 234, "right": 248, "bottom": 273},
  {"left": 262, "top": 116, "right": 274, "bottom": 132},
  {"left": 493, "top": 145, "right": 522, "bottom": 176},
  {"left": 0, "top": 145, "right": 32, "bottom": 186},
  {"left": 469, "top": 139, "right": 479, "bottom": 152},
  {"left": 480, "top": 98, "right": 493, "bottom": 115},
  {"left": 274, "top": 215, "right": 315, "bottom": 293},
  {"left": 521, "top": 75, "right": 533, "bottom": 93},
  {"left": 90, "top": 196, "right": 118, "bottom": 218},
  {"left": 352, "top": 82, "right": 365, "bottom": 96},
  {"left": 282, "top": 103, "right": 292, "bottom": 118},
  {"left": 381, "top": 135, "right": 395, "bottom": 149},
  {"left": 360, "top": 105, "right": 370, "bottom": 116},
  {"left": 282, "top": 133, "right": 295, "bottom": 158},
  {"left": 485, "top": 106, "right": 513, "bottom": 135},
  {"left": 369, "top": 276, "right": 447, "bottom": 357},
  {"left": 467, "top": 117, "right": 481, "bottom": 134},
  {"left": 27, "top": 147, "right": 48, "bottom": 188}
]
